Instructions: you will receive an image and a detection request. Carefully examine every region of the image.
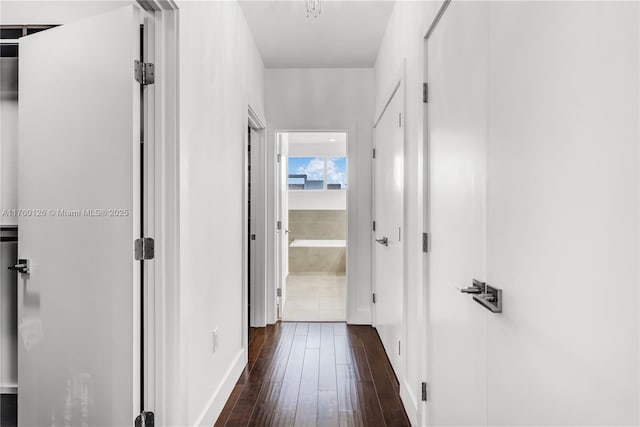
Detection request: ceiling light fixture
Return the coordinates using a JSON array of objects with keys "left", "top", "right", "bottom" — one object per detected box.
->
[{"left": 306, "top": 0, "right": 321, "bottom": 18}]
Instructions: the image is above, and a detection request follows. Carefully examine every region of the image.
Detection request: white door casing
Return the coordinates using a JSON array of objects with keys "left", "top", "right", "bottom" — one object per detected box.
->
[
  {"left": 276, "top": 132, "right": 289, "bottom": 317},
  {"left": 425, "top": 1, "right": 489, "bottom": 425},
  {"left": 18, "top": 6, "right": 142, "bottom": 425},
  {"left": 373, "top": 82, "right": 404, "bottom": 378}
]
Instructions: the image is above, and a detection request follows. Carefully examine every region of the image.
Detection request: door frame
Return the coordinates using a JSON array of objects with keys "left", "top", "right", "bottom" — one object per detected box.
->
[
  {"left": 372, "top": 65, "right": 411, "bottom": 415},
  {"left": 244, "top": 105, "right": 267, "bottom": 356},
  {"left": 270, "top": 129, "right": 350, "bottom": 322},
  {"left": 134, "top": 1, "right": 181, "bottom": 426}
]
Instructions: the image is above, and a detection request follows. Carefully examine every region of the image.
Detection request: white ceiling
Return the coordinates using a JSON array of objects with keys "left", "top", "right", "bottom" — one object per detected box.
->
[
  {"left": 238, "top": 1, "right": 395, "bottom": 68},
  {"left": 288, "top": 131, "right": 347, "bottom": 144}
]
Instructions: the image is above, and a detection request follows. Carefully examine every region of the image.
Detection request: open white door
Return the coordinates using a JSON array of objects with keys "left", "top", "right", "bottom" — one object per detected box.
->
[
  {"left": 18, "top": 6, "right": 142, "bottom": 425},
  {"left": 276, "top": 133, "right": 289, "bottom": 317},
  {"left": 425, "top": 1, "right": 488, "bottom": 425},
  {"left": 373, "top": 84, "right": 404, "bottom": 378}
]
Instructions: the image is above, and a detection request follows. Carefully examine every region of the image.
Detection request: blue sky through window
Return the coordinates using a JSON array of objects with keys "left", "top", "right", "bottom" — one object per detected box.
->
[{"left": 288, "top": 156, "right": 347, "bottom": 190}]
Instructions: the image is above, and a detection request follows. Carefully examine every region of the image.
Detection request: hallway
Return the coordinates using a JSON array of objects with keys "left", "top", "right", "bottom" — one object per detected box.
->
[{"left": 215, "top": 322, "right": 409, "bottom": 426}]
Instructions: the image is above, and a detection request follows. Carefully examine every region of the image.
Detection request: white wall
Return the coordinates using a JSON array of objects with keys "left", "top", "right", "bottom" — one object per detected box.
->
[
  {"left": 177, "top": 1, "right": 265, "bottom": 425},
  {"left": 374, "top": 2, "right": 441, "bottom": 423},
  {"left": 265, "top": 68, "right": 374, "bottom": 324}
]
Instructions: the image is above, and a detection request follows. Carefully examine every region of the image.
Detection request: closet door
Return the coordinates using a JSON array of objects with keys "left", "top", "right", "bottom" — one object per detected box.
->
[
  {"left": 486, "top": 2, "right": 639, "bottom": 425},
  {"left": 18, "top": 6, "right": 141, "bottom": 425}
]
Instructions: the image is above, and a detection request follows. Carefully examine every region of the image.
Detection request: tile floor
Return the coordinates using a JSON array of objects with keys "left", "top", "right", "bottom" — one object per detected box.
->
[{"left": 282, "top": 274, "right": 346, "bottom": 321}]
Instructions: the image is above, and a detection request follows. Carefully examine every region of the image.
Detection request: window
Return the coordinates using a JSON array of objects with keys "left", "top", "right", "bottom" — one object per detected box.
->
[{"left": 288, "top": 156, "right": 347, "bottom": 190}]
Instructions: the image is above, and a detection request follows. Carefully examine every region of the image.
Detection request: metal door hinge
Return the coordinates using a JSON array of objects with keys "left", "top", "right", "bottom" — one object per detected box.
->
[
  {"left": 422, "top": 232, "right": 430, "bottom": 253},
  {"left": 134, "top": 237, "right": 155, "bottom": 260},
  {"left": 372, "top": 293, "right": 376, "bottom": 304},
  {"left": 135, "top": 411, "right": 154, "bottom": 427},
  {"left": 277, "top": 288, "right": 282, "bottom": 297},
  {"left": 372, "top": 221, "right": 376, "bottom": 232},
  {"left": 399, "top": 112, "right": 402, "bottom": 128},
  {"left": 277, "top": 154, "right": 282, "bottom": 163},
  {"left": 423, "top": 82, "right": 429, "bottom": 103},
  {"left": 372, "top": 148, "right": 376, "bottom": 159},
  {"left": 250, "top": 234, "right": 256, "bottom": 241},
  {"left": 398, "top": 340, "right": 401, "bottom": 355},
  {"left": 134, "top": 60, "right": 155, "bottom": 85},
  {"left": 277, "top": 220, "right": 282, "bottom": 230},
  {"left": 421, "top": 382, "right": 428, "bottom": 401}
]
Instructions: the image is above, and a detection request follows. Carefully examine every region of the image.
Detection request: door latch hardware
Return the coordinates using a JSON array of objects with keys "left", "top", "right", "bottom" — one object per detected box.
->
[
  {"left": 134, "top": 238, "right": 155, "bottom": 260},
  {"left": 421, "top": 382, "right": 428, "bottom": 401},
  {"left": 460, "top": 279, "right": 484, "bottom": 294},
  {"left": 134, "top": 411, "right": 154, "bottom": 427},
  {"left": 473, "top": 284, "right": 502, "bottom": 313},
  {"left": 8, "top": 259, "right": 29, "bottom": 274},
  {"left": 375, "top": 236, "right": 389, "bottom": 247},
  {"left": 277, "top": 288, "right": 282, "bottom": 297}
]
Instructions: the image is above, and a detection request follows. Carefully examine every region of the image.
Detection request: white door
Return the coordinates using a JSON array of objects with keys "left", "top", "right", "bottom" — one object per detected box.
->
[
  {"left": 373, "top": 85, "right": 404, "bottom": 377},
  {"left": 18, "top": 6, "right": 142, "bottom": 426},
  {"left": 276, "top": 133, "right": 289, "bottom": 317},
  {"left": 425, "top": 1, "right": 488, "bottom": 425},
  {"left": 486, "top": 2, "right": 639, "bottom": 425}
]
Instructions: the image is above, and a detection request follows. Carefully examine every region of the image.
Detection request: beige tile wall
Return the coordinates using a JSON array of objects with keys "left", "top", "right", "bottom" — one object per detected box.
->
[{"left": 288, "top": 210, "right": 347, "bottom": 274}]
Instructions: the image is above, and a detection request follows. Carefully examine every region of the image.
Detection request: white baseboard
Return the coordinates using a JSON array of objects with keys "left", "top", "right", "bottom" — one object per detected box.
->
[
  {"left": 0, "top": 383, "right": 17, "bottom": 394},
  {"left": 192, "top": 349, "right": 246, "bottom": 427},
  {"left": 400, "top": 378, "right": 418, "bottom": 426}
]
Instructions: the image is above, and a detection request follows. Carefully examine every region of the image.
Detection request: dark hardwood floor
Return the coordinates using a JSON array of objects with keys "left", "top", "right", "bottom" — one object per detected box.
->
[{"left": 215, "top": 322, "right": 410, "bottom": 427}]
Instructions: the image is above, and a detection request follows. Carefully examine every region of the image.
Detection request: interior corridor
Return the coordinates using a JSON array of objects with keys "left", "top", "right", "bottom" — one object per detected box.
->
[{"left": 215, "top": 322, "right": 409, "bottom": 426}]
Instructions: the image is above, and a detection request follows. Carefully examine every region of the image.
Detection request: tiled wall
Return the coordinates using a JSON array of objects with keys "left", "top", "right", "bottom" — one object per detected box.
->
[{"left": 288, "top": 210, "right": 346, "bottom": 274}]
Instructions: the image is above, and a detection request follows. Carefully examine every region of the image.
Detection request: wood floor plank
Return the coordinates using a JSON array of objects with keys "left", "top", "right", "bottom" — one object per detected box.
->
[
  {"left": 306, "top": 323, "right": 321, "bottom": 349},
  {"left": 334, "top": 334, "right": 353, "bottom": 364},
  {"left": 350, "top": 345, "right": 372, "bottom": 381},
  {"left": 338, "top": 410, "right": 365, "bottom": 427},
  {"left": 295, "top": 322, "right": 309, "bottom": 336},
  {"left": 294, "top": 348, "right": 320, "bottom": 426},
  {"left": 336, "top": 364, "right": 359, "bottom": 411},
  {"left": 248, "top": 380, "right": 282, "bottom": 426},
  {"left": 224, "top": 381, "right": 263, "bottom": 426},
  {"left": 319, "top": 324, "right": 337, "bottom": 391},
  {"left": 358, "top": 327, "right": 410, "bottom": 426},
  {"left": 277, "top": 335, "right": 307, "bottom": 411},
  {"left": 356, "top": 381, "right": 386, "bottom": 427},
  {"left": 272, "top": 410, "right": 296, "bottom": 427},
  {"left": 317, "top": 389, "right": 340, "bottom": 427},
  {"left": 214, "top": 384, "right": 243, "bottom": 427}
]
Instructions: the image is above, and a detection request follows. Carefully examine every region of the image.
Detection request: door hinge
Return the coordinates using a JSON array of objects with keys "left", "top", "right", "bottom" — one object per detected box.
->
[
  {"left": 135, "top": 411, "right": 154, "bottom": 427},
  {"left": 372, "top": 293, "right": 376, "bottom": 304},
  {"left": 372, "top": 221, "right": 376, "bottom": 232},
  {"left": 277, "top": 220, "right": 282, "bottom": 230},
  {"left": 398, "top": 340, "right": 401, "bottom": 355},
  {"left": 421, "top": 382, "right": 428, "bottom": 401},
  {"left": 277, "top": 288, "right": 282, "bottom": 297},
  {"left": 422, "top": 232, "right": 430, "bottom": 253},
  {"left": 134, "top": 237, "right": 155, "bottom": 260},
  {"left": 399, "top": 112, "right": 402, "bottom": 128},
  {"left": 372, "top": 148, "right": 376, "bottom": 159},
  {"left": 277, "top": 154, "right": 282, "bottom": 163},
  {"left": 250, "top": 234, "right": 256, "bottom": 241},
  {"left": 423, "top": 82, "right": 429, "bottom": 103},
  {"left": 134, "top": 60, "right": 155, "bottom": 86}
]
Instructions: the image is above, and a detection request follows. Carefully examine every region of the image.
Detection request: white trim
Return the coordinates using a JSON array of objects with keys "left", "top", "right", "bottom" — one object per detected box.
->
[
  {"left": 400, "top": 378, "right": 419, "bottom": 427},
  {"left": 192, "top": 349, "right": 246, "bottom": 427},
  {"left": 136, "top": 1, "right": 182, "bottom": 426},
  {"left": 0, "top": 385, "right": 17, "bottom": 394}
]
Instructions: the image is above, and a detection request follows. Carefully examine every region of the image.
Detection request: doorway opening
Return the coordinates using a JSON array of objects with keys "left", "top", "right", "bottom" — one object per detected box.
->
[{"left": 276, "top": 131, "right": 348, "bottom": 322}]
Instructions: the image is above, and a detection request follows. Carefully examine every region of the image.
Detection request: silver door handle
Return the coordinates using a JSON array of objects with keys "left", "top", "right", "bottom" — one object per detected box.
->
[
  {"left": 8, "top": 258, "right": 30, "bottom": 274},
  {"left": 375, "top": 237, "right": 388, "bottom": 246}
]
